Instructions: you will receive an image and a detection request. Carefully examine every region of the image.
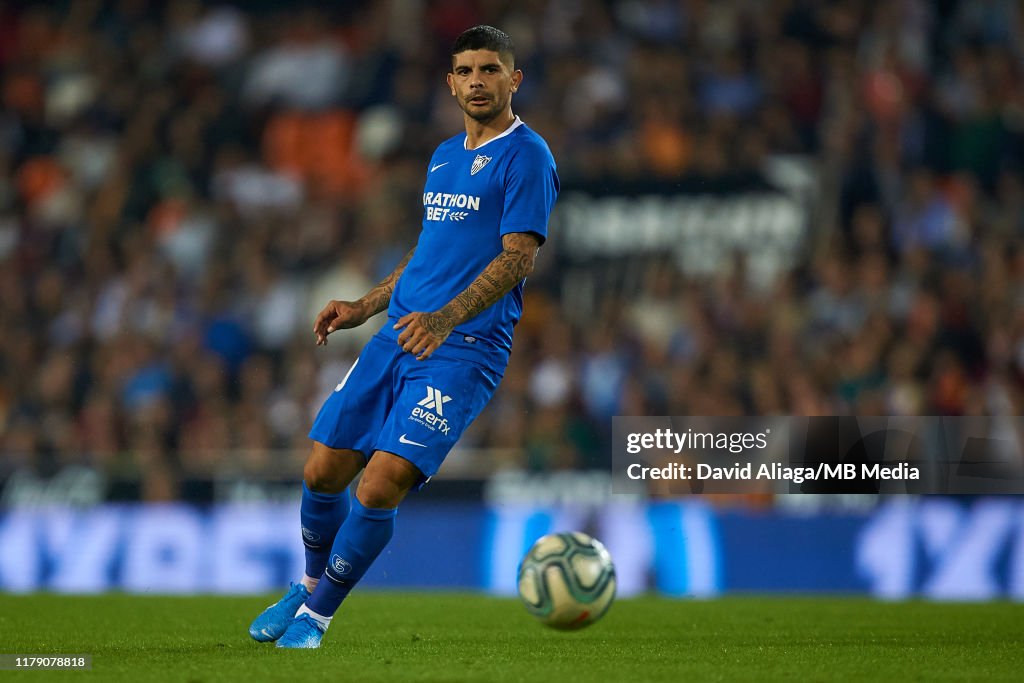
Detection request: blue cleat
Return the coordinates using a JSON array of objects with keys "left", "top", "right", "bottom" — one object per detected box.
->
[
  {"left": 276, "top": 614, "right": 326, "bottom": 649},
  {"left": 248, "top": 583, "right": 311, "bottom": 642}
]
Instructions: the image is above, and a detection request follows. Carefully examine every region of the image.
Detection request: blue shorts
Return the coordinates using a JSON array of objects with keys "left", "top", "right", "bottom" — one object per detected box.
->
[{"left": 309, "top": 334, "right": 501, "bottom": 486}]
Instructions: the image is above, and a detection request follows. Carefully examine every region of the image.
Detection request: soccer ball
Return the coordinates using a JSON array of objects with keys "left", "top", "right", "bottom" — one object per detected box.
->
[{"left": 517, "top": 531, "right": 616, "bottom": 630}]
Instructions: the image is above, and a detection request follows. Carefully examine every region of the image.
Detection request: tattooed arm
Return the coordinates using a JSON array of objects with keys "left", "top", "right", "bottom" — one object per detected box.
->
[
  {"left": 394, "top": 232, "right": 541, "bottom": 360},
  {"left": 313, "top": 248, "right": 415, "bottom": 345}
]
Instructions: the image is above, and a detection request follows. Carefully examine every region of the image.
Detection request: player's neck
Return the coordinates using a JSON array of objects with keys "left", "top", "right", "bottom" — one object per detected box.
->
[{"left": 463, "top": 109, "right": 516, "bottom": 150}]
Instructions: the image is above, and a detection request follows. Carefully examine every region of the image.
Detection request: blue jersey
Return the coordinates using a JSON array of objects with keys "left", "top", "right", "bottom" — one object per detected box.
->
[{"left": 381, "top": 117, "right": 559, "bottom": 373}]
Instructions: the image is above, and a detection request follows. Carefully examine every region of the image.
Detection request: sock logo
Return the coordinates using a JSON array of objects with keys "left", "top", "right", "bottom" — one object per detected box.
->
[
  {"left": 417, "top": 386, "right": 452, "bottom": 416},
  {"left": 301, "top": 527, "right": 321, "bottom": 543},
  {"left": 330, "top": 554, "right": 352, "bottom": 576}
]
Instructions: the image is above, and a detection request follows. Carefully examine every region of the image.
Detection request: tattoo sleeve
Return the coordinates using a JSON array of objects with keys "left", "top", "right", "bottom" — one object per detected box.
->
[
  {"left": 433, "top": 233, "right": 540, "bottom": 330},
  {"left": 359, "top": 248, "right": 414, "bottom": 317}
]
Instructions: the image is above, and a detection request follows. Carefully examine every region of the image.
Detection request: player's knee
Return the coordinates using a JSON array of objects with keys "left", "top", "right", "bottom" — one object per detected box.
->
[
  {"left": 303, "top": 458, "right": 346, "bottom": 493},
  {"left": 355, "top": 483, "right": 398, "bottom": 509},
  {"left": 355, "top": 452, "right": 419, "bottom": 508},
  {"left": 355, "top": 476, "right": 402, "bottom": 509}
]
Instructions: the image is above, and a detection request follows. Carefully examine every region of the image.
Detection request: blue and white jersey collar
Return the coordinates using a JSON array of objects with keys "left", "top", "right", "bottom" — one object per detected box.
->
[{"left": 464, "top": 115, "right": 523, "bottom": 150}]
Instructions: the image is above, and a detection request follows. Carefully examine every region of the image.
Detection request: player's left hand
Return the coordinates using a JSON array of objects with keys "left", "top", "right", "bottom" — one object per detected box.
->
[{"left": 394, "top": 311, "right": 454, "bottom": 360}]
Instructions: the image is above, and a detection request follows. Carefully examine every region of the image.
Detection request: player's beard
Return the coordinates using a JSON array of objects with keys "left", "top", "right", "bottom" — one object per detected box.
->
[{"left": 461, "top": 92, "right": 507, "bottom": 123}]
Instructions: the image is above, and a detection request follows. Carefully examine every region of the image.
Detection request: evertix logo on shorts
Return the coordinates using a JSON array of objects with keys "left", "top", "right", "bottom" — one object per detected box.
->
[
  {"left": 409, "top": 385, "right": 452, "bottom": 435},
  {"left": 417, "top": 386, "right": 451, "bottom": 416},
  {"left": 301, "top": 527, "right": 321, "bottom": 543}
]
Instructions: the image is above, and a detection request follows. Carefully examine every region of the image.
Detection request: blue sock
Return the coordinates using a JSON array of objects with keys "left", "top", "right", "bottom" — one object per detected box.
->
[
  {"left": 305, "top": 496, "right": 397, "bottom": 617},
  {"left": 300, "top": 483, "right": 351, "bottom": 579}
]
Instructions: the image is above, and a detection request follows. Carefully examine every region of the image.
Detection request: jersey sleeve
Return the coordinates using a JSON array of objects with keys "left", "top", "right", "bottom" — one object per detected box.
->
[{"left": 499, "top": 140, "right": 559, "bottom": 244}]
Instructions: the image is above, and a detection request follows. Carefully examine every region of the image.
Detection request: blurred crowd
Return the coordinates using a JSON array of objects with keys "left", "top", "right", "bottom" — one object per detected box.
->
[{"left": 1, "top": 0, "right": 1023, "bottom": 496}]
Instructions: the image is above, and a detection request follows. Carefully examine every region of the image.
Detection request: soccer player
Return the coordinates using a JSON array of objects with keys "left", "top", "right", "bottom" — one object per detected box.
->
[{"left": 248, "top": 25, "right": 559, "bottom": 649}]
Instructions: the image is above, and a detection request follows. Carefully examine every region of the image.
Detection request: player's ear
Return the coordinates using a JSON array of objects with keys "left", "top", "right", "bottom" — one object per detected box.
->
[
  {"left": 510, "top": 69, "right": 523, "bottom": 93},
  {"left": 446, "top": 72, "right": 456, "bottom": 96}
]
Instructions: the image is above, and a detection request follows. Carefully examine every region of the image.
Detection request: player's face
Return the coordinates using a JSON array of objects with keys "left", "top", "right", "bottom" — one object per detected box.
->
[{"left": 447, "top": 49, "right": 522, "bottom": 123}]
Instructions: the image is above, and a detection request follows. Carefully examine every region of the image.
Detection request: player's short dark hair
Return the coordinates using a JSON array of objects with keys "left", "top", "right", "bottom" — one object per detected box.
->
[{"left": 451, "top": 25, "right": 515, "bottom": 68}]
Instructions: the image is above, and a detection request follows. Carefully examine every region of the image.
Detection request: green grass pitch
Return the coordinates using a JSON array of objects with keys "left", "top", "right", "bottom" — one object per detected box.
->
[{"left": 1, "top": 593, "right": 1022, "bottom": 682}]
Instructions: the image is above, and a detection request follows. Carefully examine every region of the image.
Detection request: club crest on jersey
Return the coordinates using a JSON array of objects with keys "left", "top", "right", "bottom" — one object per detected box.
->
[{"left": 470, "top": 154, "right": 492, "bottom": 175}]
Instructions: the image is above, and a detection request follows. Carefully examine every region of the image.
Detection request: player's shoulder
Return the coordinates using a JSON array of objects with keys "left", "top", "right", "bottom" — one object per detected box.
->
[
  {"left": 433, "top": 132, "right": 467, "bottom": 157},
  {"left": 507, "top": 123, "right": 556, "bottom": 166}
]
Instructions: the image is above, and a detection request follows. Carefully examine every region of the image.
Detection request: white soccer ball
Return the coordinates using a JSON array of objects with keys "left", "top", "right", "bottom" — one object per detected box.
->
[{"left": 517, "top": 531, "right": 616, "bottom": 630}]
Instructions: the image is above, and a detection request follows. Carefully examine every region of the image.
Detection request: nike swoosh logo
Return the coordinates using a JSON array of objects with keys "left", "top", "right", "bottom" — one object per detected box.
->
[
  {"left": 430, "top": 162, "right": 449, "bottom": 172},
  {"left": 261, "top": 628, "right": 273, "bottom": 638},
  {"left": 399, "top": 434, "right": 428, "bottom": 448}
]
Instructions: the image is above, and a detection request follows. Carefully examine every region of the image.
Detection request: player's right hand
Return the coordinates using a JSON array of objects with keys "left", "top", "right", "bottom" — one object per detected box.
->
[{"left": 313, "top": 300, "right": 369, "bottom": 345}]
